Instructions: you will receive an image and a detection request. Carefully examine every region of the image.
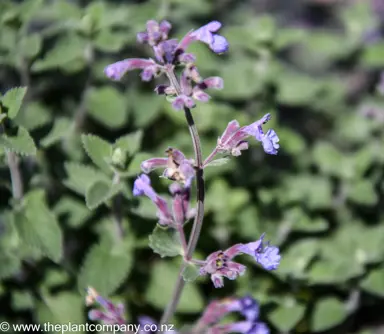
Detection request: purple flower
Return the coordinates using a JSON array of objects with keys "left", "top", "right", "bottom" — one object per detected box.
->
[
  {"left": 199, "top": 245, "right": 246, "bottom": 288},
  {"left": 227, "top": 295, "right": 259, "bottom": 322},
  {"left": 104, "top": 58, "right": 158, "bottom": 81},
  {"left": 141, "top": 147, "right": 195, "bottom": 186},
  {"left": 133, "top": 174, "right": 194, "bottom": 227},
  {"left": 221, "top": 321, "right": 270, "bottom": 334},
  {"left": 197, "top": 296, "right": 270, "bottom": 334},
  {"left": 244, "top": 114, "right": 280, "bottom": 155},
  {"left": 137, "top": 20, "right": 172, "bottom": 46},
  {"left": 198, "top": 234, "right": 280, "bottom": 287},
  {"left": 169, "top": 183, "right": 196, "bottom": 225},
  {"left": 86, "top": 287, "right": 125, "bottom": 325},
  {"left": 133, "top": 174, "right": 173, "bottom": 226},
  {"left": 240, "top": 234, "right": 281, "bottom": 270},
  {"left": 214, "top": 113, "right": 279, "bottom": 159},
  {"left": 191, "top": 21, "right": 229, "bottom": 53}
]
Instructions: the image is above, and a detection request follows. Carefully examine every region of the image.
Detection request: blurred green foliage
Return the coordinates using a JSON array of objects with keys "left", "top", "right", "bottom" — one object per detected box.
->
[{"left": 1, "top": 0, "right": 384, "bottom": 333}]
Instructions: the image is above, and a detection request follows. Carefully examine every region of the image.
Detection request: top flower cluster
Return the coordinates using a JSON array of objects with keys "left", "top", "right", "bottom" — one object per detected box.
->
[{"left": 104, "top": 20, "right": 229, "bottom": 111}]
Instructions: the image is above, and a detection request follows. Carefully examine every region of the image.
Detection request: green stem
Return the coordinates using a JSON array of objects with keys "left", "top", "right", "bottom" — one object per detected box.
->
[{"left": 160, "top": 67, "right": 205, "bottom": 325}]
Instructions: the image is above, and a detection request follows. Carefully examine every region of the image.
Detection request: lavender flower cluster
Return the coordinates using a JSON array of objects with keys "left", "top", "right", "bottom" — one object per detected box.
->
[
  {"left": 87, "top": 288, "right": 268, "bottom": 334},
  {"left": 92, "top": 19, "right": 282, "bottom": 334}
]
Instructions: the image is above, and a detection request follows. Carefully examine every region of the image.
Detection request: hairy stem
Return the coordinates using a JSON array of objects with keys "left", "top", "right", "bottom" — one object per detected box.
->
[
  {"left": 176, "top": 224, "right": 188, "bottom": 256},
  {"left": 7, "top": 152, "right": 23, "bottom": 200},
  {"left": 160, "top": 67, "right": 205, "bottom": 325}
]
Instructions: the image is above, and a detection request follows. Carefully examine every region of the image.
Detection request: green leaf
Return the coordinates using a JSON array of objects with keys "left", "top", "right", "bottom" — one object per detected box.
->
[
  {"left": 129, "top": 92, "right": 163, "bottom": 127},
  {"left": 78, "top": 240, "right": 133, "bottom": 296},
  {"left": 277, "top": 72, "right": 323, "bottom": 105},
  {"left": 31, "top": 34, "right": 85, "bottom": 72},
  {"left": 148, "top": 225, "right": 183, "bottom": 258},
  {"left": 14, "top": 102, "right": 51, "bottom": 130},
  {"left": 93, "top": 30, "right": 128, "bottom": 52},
  {"left": 81, "top": 134, "right": 112, "bottom": 174},
  {"left": 347, "top": 180, "right": 378, "bottom": 206},
  {"left": 85, "top": 180, "right": 116, "bottom": 210},
  {"left": 361, "top": 267, "right": 384, "bottom": 297},
  {"left": 0, "top": 251, "right": 21, "bottom": 279},
  {"left": 19, "top": 33, "right": 42, "bottom": 59},
  {"left": 64, "top": 162, "right": 110, "bottom": 195},
  {"left": 54, "top": 197, "right": 90, "bottom": 228},
  {"left": 86, "top": 87, "right": 127, "bottom": 129},
  {"left": 0, "top": 126, "right": 36, "bottom": 155},
  {"left": 182, "top": 263, "right": 200, "bottom": 282},
  {"left": 1, "top": 87, "right": 27, "bottom": 119},
  {"left": 146, "top": 261, "right": 204, "bottom": 313},
  {"left": 268, "top": 299, "right": 306, "bottom": 332},
  {"left": 40, "top": 118, "right": 72, "bottom": 148},
  {"left": 35, "top": 292, "right": 85, "bottom": 333},
  {"left": 114, "top": 130, "right": 143, "bottom": 157},
  {"left": 14, "top": 190, "right": 63, "bottom": 262},
  {"left": 12, "top": 291, "right": 34, "bottom": 311},
  {"left": 311, "top": 297, "right": 347, "bottom": 332},
  {"left": 362, "top": 42, "right": 384, "bottom": 67},
  {"left": 277, "top": 239, "right": 319, "bottom": 279}
]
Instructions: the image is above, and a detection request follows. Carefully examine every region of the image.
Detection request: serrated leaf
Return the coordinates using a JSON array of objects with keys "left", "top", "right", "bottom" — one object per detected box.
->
[
  {"left": 78, "top": 240, "right": 133, "bottom": 296},
  {"left": 54, "top": 197, "right": 90, "bottom": 228},
  {"left": 81, "top": 134, "right": 112, "bottom": 174},
  {"left": 86, "top": 87, "right": 127, "bottom": 129},
  {"left": 36, "top": 292, "right": 84, "bottom": 333},
  {"left": 268, "top": 300, "right": 306, "bottom": 332},
  {"left": 85, "top": 180, "right": 112, "bottom": 210},
  {"left": 0, "top": 126, "right": 36, "bottom": 155},
  {"left": 149, "top": 225, "right": 183, "bottom": 258},
  {"left": 182, "top": 263, "right": 200, "bottom": 282},
  {"left": 14, "top": 190, "right": 63, "bottom": 262},
  {"left": 146, "top": 261, "right": 204, "bottom": 313},
  {"left": 311, "top": 297, "right": 347, "bottom": 332},
  {"left": 361, "top": 267, "right": 384, "bottom": 297},
  {"left": 40, "top": 118, "right": 72, "bottom": 148},
  {"left": 114, "top": 130, "right": 143, "bottom": 157},
  {"left": 204, "top": 157, "right": 230, "bottom": 167},
  {"left": 1, "top": 87, "right": 27, "bottom": 119},
  {"left": 64, "top": 162, "right": 110, "bottom": 195}
]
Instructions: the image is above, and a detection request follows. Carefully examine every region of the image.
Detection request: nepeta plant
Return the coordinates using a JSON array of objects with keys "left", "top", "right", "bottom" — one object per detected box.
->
[{"left": 89, "top": 20, "right": 281, "bottom": 333}]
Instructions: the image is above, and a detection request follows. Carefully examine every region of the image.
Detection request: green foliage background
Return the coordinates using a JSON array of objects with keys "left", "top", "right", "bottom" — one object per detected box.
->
[{"left": 1, "top": 0, "right": 384, "bottom": 333}]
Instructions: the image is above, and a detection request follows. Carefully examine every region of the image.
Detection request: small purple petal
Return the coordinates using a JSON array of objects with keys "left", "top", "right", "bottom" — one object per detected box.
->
[
  {"left": 178, "top": 53, "right": 196, "bottom": 63},
  {"left": 141, "top": 158, "right": 168, "bottom": 173},
  {"left": 193, "top": 89, "right": 211, "bottom": 102},
  {"left": 159, "top": 20, "right": 172, "bottom": 35},
  {"left": 136, "top": 32, "right": 149, "bottom": 44},
  {"left": 257, "top": 246, "right": 281, "bottom": 270},
  {"left": 201, "top": 76, "right": 224, "bottom": 90},
  {"left": 172, "top": 96, "right": 186, "bottom": 111},
  {"left": 191, "top": 21, "right": 229, "bottom": 54},
  {"left": 261, "top": 129, "right": 279, "bottom": 155},
  {"left": 211, "top": 34, "right": 229, "bottom": 53},
  {"left": 104, "top": 58, "right": 155, "bottom": 81},
  {"left": 219, "top": 120, "right": 241, "bottom": 144},
  {"left": 211, "top": 273, "right": 224, "bottom": 288},
  {"left": 133, "top": 174, "right": 157, "bottom": 202}
]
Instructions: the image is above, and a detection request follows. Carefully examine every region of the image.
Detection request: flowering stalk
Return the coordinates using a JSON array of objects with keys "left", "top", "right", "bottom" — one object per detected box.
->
[{"left": 103, "top": 19, "right": 281, "bottom": 332}]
